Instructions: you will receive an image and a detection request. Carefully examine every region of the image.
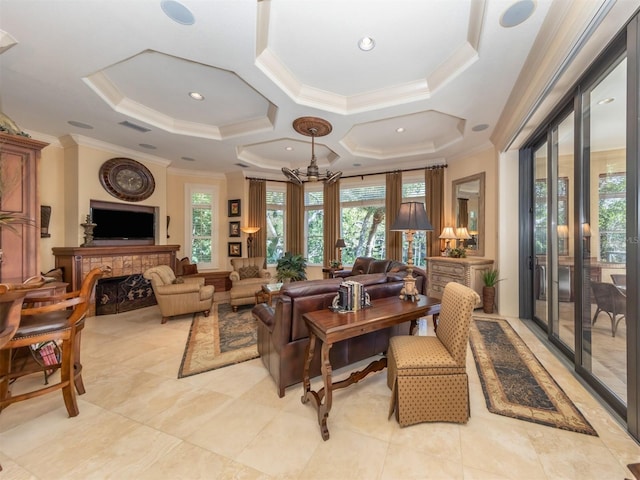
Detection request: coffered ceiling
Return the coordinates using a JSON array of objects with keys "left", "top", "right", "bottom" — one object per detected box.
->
[{"left": 0, "top": 0, "right": 623, "bottom": 181}]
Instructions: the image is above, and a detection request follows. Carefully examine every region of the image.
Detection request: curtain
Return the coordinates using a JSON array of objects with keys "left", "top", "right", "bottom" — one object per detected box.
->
[
  {"left": 248, "top": 179, "right": 266, "bottom": 260},
  {"left": 285, "top": 182, "right": 305, "bottom": 255},
  {"left": 323, "top": 180, "right": 340, "bottom": 266},
  {"left": 385, "top": 171, "right": 403, "bottom": 261},
  {"left": 425, "top": 167, "right": 445, "bottom": 258}
]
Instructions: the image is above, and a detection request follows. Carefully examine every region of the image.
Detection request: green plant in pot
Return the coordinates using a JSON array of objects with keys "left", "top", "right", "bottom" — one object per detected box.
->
[
  {"left": 276, "top": 252, "right": 308, "bottom": 283},
  {"left": 482, "top": 269, "right": 503, "bottom": 314}
]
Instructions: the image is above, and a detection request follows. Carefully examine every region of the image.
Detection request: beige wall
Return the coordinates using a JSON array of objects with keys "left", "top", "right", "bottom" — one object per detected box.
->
[{"left": 445, "top": 146, "right": 499, "bottom": 263}]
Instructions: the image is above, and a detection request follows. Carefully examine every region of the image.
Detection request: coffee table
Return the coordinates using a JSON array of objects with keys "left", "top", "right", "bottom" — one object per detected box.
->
[{"left": 301, "top": 294, "right": 441, "bottom": 440}]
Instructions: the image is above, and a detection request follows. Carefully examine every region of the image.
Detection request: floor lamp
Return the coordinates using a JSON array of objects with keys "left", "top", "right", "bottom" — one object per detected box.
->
[
  {"left": 240, "top": 226, "right": 260, "bottom": 257},
  {"left": 390, "top": 202, "right": 434, "bottom": 301}
]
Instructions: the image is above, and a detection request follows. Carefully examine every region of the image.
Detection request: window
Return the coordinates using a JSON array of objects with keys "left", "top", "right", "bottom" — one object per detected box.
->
[
  {"left": 305, "top": 185, "right": 324, "bottom": 265},
  {"left": 402, "top": 175, "right": 427, "bottom": 267},
  {"left": 185, "top": 185, "right": 218, "bottom": 269},
  {"left": 598, "top": 172, "right": 626, "bottom": 263},
  {"left": 266, "top": 184, "right": 285, "bottom": 265},
  {"left": 340, "top": 178, "right": 386, "bottom": 265}
]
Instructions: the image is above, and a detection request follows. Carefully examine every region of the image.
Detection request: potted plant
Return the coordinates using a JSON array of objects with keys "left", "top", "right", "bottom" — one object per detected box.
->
[
  {"left": 276, "top": 252, "right": 308, "bottom": 283},
  {"left": 482, "top": 269, "right": 503, "bottom": 314}
]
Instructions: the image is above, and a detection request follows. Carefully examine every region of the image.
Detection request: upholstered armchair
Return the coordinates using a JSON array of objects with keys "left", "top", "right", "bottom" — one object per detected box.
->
[
  {"left": 143, "top": 265, "right": 214, "bottom": 324},
  {"left": 387, "top": 282, "right": 479, "bottom": 427},
  {"left": 229, "top": 257, "right": 271, "bottom": 311}
]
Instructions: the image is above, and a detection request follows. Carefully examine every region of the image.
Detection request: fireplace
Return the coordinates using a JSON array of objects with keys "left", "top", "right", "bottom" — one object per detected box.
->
[{"left": 95, "top": 274, "right": 157, "bottom": 315}]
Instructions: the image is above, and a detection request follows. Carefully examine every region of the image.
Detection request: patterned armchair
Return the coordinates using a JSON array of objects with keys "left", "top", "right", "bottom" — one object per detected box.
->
[
  {"left": 387, "top": 282, "right": 479, "bottom": 426},
  {"left": 143, "top": 265, "right": 214, "bottom": 324},
  {"left": 229, "top": 257, "right": 272, "bottom": 311}
]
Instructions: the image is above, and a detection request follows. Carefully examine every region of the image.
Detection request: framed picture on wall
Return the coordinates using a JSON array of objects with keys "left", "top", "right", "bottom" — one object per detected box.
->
[
  {"left": 228, "top": 242, "right": 242, "bottom": 257},
  {"left": 228, "top": 199, "right": 241, "bottom": 217},
  {"left": 229, "top": 221, "right": 240, "bottom": 237}
]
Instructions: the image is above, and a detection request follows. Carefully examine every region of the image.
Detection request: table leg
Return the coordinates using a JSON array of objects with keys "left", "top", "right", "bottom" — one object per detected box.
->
[
  {"left": 318, "top": 341, "right": 333, "bottom": 440},
  {"left": 301, "top": 333, "right": 316, "bottom": 405}
]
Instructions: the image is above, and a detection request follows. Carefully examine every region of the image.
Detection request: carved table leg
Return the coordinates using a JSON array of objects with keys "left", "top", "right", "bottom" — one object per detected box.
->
[
  {"left": 301, "top": 333, "right": 317, "bottom": 404},
  {"left": 318, "top": 341, "right": 333, "bottom": 440}
]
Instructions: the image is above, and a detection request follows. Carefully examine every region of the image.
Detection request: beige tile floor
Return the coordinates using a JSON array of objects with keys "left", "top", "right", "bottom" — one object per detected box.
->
[{"left": 1, "top": 303, "right": 639, "bottom": 479}]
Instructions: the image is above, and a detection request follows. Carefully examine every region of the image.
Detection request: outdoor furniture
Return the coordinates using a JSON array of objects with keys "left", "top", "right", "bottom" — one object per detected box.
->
[
  {"left": 229, "top": 257, "right": 271, "bottom": 311},
  {"left": 143, "top": 265, "right": 214, "bottom": 324},
  {"left": 591, "top": 281, "right": 626, "bottom": 337},
  {"left": 387, "top": 282, "right": 479, "bottom": 427}
]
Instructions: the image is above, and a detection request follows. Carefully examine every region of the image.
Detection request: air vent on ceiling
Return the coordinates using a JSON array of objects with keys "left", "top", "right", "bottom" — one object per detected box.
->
[
  {"left": 235, "top": 162, "right": 249, "bottom": 168},
  {"left": 119, "top": 120, "right": 151, "bottom": 133}
]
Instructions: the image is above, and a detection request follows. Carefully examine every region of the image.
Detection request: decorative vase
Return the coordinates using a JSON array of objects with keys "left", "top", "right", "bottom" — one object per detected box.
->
[{"left": 482, "top": 286, "right": 495, "bottom": 314}]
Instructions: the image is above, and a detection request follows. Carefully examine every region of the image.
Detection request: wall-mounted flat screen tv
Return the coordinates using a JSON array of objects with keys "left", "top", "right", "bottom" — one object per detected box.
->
[{"left": 90, "top": 200, "right": 156, "bottom": 244}]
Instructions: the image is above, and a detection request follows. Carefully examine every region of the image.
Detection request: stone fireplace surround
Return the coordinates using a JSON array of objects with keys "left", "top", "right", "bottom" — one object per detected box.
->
[{"left": 53, "top": 245, "right": 180, "bottom": 316}]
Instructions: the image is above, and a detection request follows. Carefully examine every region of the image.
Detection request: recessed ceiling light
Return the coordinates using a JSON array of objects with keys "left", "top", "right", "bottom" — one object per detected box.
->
[
  {"left": 472, "top": 124, "right": 489, "bottom": 132},
  {"left": 285, "top": 146, "right": 293, "bottom": 151},
  {"left": 161, "top": 0, "right": 195, "bottom": 25},
  {"left": 500, "top": 0, "right": 536, "bottom": 28},
  {"left": 396, "top": 127, "right": 405, "bottom": 133},
  {"left": 67, "top": 120, "right": 93, "bottom": 129},
  {"left": 139, "top": 143, "right": 157, "bottom": 149},
  {"left": 181, "top": 156, "right": 195, "bottom": 161},
  {"left": 598, "top": 97, "right": 615, "bottom": 105},
  {"left": 358, "top": 36, "right": 375, "bottom": 51},
  {"left": 189, "top": 92, "right": 204, "bottom": 101}
]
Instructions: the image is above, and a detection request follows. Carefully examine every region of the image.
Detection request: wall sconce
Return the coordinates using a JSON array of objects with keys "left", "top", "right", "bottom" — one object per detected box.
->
[
  {"left": 240, "top": 226, "right": 260, "bottom": 257},
  {"left": 439, "top": 226, "right": 457, "bottom": 256},
  {"left": 390, "top": 202, "right": 434, "bottom": 301},
  {"left": 335, "top": 238, "right": 346, "bottom": 267}
]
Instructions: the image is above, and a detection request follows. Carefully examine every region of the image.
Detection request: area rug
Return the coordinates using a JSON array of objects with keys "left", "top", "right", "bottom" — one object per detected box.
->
[
  {"left": 469, "top": 317, "right": 598, "bottom": 436},
  {"left": 178, "top": 303, "right": 258, "bottom": 378}
]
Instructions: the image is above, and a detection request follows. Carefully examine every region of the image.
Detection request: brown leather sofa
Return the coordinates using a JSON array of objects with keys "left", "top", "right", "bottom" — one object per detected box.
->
[
  {"left": 333, "top": 256, "right": 407, "bottom": 278},
  {"left": 252, "top": 271, "right": 427, "bottom": 397}
]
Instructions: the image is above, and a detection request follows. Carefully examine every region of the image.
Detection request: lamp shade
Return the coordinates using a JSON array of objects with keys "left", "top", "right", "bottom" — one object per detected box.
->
[
  {"left": 455, "top": 226, "right": 472, "bottom": 239},
  {"left": 439, "top": 226, "right": 457, "bottom": 240},
  {"left": 240, "top": 226, "right": 260, "bottom": 234},
  {"left": 390, "top": 202, "right": 434, "bottom": 231},
  {"left": 557, "top": 225, "right": 569, "bottom": 238},
  {"left": 335, "top": 238, "right": 346, "bottom": 248}
]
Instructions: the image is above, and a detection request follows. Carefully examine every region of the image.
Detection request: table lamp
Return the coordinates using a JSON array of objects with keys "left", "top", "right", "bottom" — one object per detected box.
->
[
  {"left": 439, "top": 226, "right": 457, "bottom": 256},
  {"left": 390, "top": 202, "right": 434, "bottom": 301},
  {"left": 240, "top": 226, "right": 260, "bottom": 257},
  {"left": 335, "top": 238, "right": 346, "bottom": 267},
  {"left": 455, "top": 226, "right": 472, "bottom": 249}
]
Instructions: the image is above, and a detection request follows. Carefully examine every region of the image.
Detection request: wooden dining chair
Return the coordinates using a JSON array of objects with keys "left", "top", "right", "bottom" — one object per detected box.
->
[{"left": 0, "top": 266, "right": 107, "bottom": 417}]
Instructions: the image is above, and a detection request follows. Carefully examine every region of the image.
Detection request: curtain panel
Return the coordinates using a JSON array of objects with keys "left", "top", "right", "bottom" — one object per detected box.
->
[
  {"left": 285, "top": 182, "right": 305, "bottom": 255},
  {"left": 425, "top": 167, "right": 444, "bottom": 257},
  {"left": 385, "top": 171, "right": 403, "bottom": 261},
  {"left": 323, "top": 180, "right": 340, "bottom": 266},
  {"left": 248, "top": 179, "right": 266, "bottom": 260}
]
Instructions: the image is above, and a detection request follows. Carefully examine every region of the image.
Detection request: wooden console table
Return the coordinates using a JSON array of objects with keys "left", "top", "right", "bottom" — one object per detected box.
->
[{"left": 301, "top": 295, "right": 441, "bottom": 440}]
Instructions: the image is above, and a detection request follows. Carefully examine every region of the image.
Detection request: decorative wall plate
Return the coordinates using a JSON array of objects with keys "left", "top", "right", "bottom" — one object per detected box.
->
[{"left": 99, "top": 157, "right": 155, "bottom": 202}]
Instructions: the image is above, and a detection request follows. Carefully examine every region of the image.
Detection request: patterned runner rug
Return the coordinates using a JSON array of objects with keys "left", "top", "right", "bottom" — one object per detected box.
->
[
  {"left": 469, "top": 317, "right": 598, "bottom": 436},
  {"left": 178, "top": 303, "right": 258, "bottom": 378}
]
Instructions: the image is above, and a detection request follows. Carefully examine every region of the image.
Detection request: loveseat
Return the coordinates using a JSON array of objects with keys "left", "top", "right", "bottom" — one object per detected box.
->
[{"left": 252, "top": 270, "right": 427, "bottom": 397}]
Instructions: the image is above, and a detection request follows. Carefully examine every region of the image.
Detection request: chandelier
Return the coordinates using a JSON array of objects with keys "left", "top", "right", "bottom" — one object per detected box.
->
[{"left": 282, "top": 117, "right": 342, "bottom": 185}]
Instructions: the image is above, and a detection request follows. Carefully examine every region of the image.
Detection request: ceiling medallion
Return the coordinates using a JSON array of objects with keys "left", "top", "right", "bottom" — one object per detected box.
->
[{"left": 282, "top": 117, "right": 342, "bottom": 185}]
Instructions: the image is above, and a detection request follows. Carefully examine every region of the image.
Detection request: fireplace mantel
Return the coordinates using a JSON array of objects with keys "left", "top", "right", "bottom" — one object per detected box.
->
[{"left": 53, "top": 245, "right": 180, "bottom": 292}]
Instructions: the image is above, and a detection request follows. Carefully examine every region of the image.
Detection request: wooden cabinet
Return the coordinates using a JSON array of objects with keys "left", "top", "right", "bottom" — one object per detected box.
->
[
  {"left": 0, "top": 133, "right": 49, "bottom": 282},
  {"left": 427, "top": 257, "right": 494, "bottom": 307}
]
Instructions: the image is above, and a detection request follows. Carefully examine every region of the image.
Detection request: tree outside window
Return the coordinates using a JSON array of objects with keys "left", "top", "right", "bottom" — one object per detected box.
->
[
  {"left": 187, "top": 186, "right": 217, "bottom": 268},
  {"left": 599, "top": 172, "right": 626, "bottom": 263},
  {"left": 305, "top": 187, "right": 323, "bottom": 264}
]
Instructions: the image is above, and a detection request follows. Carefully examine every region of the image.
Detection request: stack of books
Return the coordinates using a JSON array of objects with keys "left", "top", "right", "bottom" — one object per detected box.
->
[{"left": 335, "top": 280, "right": 370, "bottom": 312}]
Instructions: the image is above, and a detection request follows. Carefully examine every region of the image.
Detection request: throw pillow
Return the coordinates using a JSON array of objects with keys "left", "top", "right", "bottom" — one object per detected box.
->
[
  {"left": 238, "top": 265, "right": 260, "bottom": 280},
  {"left": 172, "top": 277, "right": 185, "bottom": 284},
  {"left": 183, "top": 264, "right": 198, "bottom": 275}
]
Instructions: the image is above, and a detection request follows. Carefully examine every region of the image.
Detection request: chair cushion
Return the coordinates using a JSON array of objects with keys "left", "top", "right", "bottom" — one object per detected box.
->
[
  {"left": 390, "top": 336, "right": 465, "bottom": 375},
  {"left": 238, "top": 265, "right": 260, "bottom": 279}
]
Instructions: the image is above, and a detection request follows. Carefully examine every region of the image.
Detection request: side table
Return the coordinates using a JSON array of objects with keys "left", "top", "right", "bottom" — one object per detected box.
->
[
  {"left": 255, "top": 282, "right": 284, "bottom": 306},
  {"left": 322, "top": 267, "right": 343, "bottom": 279}
]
